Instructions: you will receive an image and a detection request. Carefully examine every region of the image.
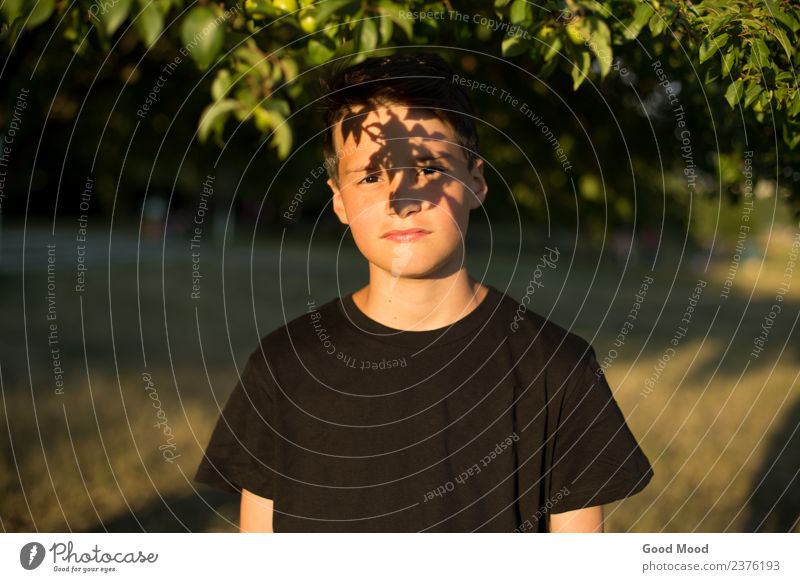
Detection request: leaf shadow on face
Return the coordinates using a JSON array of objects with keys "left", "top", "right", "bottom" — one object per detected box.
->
[{"left": 337, "top": 104, "right": 478, "bottom": 215}]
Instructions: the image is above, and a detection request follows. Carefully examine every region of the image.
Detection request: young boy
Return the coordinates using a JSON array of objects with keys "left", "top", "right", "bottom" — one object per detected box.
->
[{"left": 194, "top": 52, "right": 654, "bottom": 533}]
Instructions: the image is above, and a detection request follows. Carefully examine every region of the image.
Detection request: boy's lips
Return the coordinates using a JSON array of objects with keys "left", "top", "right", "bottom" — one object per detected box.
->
[{"left": 381, "top": 228, "right": 431, "bottom": 242}]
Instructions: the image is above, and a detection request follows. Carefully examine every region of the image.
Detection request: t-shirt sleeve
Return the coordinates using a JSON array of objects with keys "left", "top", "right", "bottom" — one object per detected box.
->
[
  {"left": 193, "top": 347, "right": 277, "bottom": 499},
  {"left": 548, "top": 345, "right": 654, "bottom": 514}
]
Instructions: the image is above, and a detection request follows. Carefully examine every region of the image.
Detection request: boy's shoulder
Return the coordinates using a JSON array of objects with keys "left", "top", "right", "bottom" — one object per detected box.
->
[
  {"left": 497, "top": 287, "right": 595, "bottom": 368},
  {"left": 248, "top": 293, "right": 342, "bottom": 360},
  {"left": 499, "top": 287, "right": 591, "bottom": 348}
]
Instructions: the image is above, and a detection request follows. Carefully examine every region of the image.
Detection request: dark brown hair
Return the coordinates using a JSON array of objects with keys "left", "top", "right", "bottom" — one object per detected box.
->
[{"left": 318, "top": 51, "right": 480, "bottom": 187}]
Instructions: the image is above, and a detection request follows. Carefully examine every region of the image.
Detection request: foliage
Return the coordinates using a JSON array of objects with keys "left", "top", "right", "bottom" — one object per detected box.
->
[{"left": 2, "top": 0, "right": 800, "bottom": 224}]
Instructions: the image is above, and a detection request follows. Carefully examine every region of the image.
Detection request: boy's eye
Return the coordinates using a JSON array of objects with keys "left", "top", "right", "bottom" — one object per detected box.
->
[
  {"left": 419, "top": 166, "right": 444, "bottom": 176},
  {"left": 357, "top": 166, "right": 445, "bottom": 185},
  {"left": 358, "top": 172, "right": 381, "bottom": 185}
]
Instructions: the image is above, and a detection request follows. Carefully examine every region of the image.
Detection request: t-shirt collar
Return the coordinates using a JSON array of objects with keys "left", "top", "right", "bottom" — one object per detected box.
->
[{"left": 337, "top": 284, "right": 504, "bottom": 349}]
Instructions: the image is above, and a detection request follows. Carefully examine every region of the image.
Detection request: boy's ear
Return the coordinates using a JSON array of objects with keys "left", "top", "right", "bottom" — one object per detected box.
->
[
  {"left": 468, "top": 158, "right": 488, "bottom": 210},
  {"left": 329, "top": 178, "right": 349, "bottom": 225}
]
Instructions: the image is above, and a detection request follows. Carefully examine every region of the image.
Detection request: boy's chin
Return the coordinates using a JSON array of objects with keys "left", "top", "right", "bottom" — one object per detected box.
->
[
  {"left": 382, "top": 265, "right": 435, "bottom": 279},
  {"left": 376, "top": 259, "right": 456, "bottom": 281},
  {"left": 362, "top": 245, "right": 462, "bottom": 280}
]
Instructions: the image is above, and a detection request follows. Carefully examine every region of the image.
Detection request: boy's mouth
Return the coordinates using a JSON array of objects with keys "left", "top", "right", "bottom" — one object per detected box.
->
[{"left": 381, "top": 228, "right": 431, "bottom": 243}]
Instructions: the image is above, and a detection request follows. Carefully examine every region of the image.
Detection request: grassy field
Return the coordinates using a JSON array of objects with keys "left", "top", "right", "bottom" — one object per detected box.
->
[{"left": 1, "top": 223, "right": 798, "bottom": 532}]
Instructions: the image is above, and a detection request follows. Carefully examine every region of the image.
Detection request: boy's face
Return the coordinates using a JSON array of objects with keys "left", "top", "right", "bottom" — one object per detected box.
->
[{"left": 328, "top": 102, "right": 488, "bottom": 280}]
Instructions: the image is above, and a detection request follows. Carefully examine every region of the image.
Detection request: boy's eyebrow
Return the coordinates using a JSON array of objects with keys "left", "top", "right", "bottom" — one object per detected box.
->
[
  {"left": 346, "top": 163, "right": 378, "bottom": 175},
  {"left": 416, "top": 153, "right": 454, "bottom": 163},
  {"left": 345, "top": 153, "right": 455, "bottom": 174}
]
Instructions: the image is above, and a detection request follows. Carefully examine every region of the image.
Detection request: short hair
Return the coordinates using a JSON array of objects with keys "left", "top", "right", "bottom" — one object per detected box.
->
[{"left": 318, "top": 51, "right": 480, "bottom": 188}]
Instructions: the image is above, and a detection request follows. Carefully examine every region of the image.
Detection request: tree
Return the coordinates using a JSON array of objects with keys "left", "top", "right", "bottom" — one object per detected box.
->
[{"left": 3, "top": 0, "right": 800, "bottom": 228}]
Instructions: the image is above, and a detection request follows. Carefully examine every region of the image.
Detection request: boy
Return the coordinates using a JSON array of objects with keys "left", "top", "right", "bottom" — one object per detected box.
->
[{"left": 194, "top": 52, "right": 654, "bottom": 533}]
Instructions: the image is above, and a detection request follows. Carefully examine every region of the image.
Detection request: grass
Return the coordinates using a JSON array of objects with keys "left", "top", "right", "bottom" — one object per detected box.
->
[{"left": 1, "top": 223, "right": 798, "bottom": 532}]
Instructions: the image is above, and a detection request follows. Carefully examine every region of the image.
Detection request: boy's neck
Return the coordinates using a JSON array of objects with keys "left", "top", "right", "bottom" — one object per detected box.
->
[{"left": 350, "top": 270, "right": 490, "bottom": 332}]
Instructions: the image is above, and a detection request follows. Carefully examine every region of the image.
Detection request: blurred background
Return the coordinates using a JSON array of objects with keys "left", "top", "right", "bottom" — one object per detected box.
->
[{"left": 1, "top": 0, "right": 799, "bottom": 532}]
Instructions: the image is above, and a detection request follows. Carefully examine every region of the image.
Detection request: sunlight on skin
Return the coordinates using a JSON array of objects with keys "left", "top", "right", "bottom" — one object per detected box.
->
[
  {"left": 549, "top": 506, "right": 605, "bottom": 533},
  {"left": 239, "top": 488, "right": 274, "bottom": 533}
]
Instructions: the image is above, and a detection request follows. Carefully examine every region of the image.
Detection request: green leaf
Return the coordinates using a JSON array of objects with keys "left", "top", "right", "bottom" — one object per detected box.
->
[
  {"left": 356, "top": 17, "right": 378, "bottom": 54},
  {"left": 624, "top": 2, "right": 655, "bottom": 40},
  {"left": 790, "top": 92, "right": 800, "bottom": 117},
  {"left": 721, "top": 47, "right": 736, "bottom": 76},
  {"left": 269, "top": 56, "right": 283, "bottom": 82},
  {"left": 0, "top": 0, "right": 26, "bottom": 22},
  {"left": 648, "top": 12, "right": 665, "bottom": 36},
  {"left": 234, "top": 86, "right": 257, "bottom": 113},
  {"left": 571, "top": 50, "right": 591, "bottom": 90},
  {"left": 272, "top": 0, "right": 299, "bottom": 13},
  {"left": 744, "top": 82, "right": 762, "bottom": 108},
  {"left": 211, "top": 69, "right": 233, "bottom": 101},
  {"left": 134, "top": 0, "right": 164, "bottom": 49},
  {"left": 181, "top": 6, "right": 225, "bottom": 71},
  {"left": 96, "top": 0, "right": 134, "bottom": 36},
  {"left": 782, "top": 122, "right": 800, "bottom": 148},
  {"left": 198, "top": 99, "right": 239, "bottom": 143},
  {"left": 510, "top": 0, "right": 529, "bottom": 25},
  {"left": 749, "top": 37, "right": 769, "bottom": 69},
  {"left": 765, "top": 0, "right": 800, "bottom": 33},
  {"left": 376, "top": 0, "right": 412, "bottom": 39},
  {"left": 586, "top": 17, "right": 612, "bottom": 78},
  {"left": 543, "top": 37, "right": 562, "bottom": 62},
  {"left": 770, "top": 26, "right": 792, "bottom": 60},
  {"left": 0, "top": 16, "right": 25, "bottom": 46},
  {"left": 502, "top": 34, "right": 528, "bottom": 57},
  {"left": 580, "top": 0, "right": 612, "bottom": 18},
  {"left": 261, "top": 98, "right": 291, "bottom": 117},
  {"left": 280, "top": 57, "right": 299, "bottom": 83},
  {"left": 255, "top": 109, "right": 293, "bottom": 159},
  {"left": 725, "top": 79, "right": 744, "bottom": 107},
  {"left": 27, "top": 0, "right": 55, "bottom": 28},
  {"left": 758, "top": 89, "right": 771, "bottom": 109},
  {"left": 307, "top": 38, "right": 335, "bottom": 64},
  {"left": 705, "top": 14, "right": 734, "bottom": 36},
  {"left": 312, "top": 0, "right": 357, "bottom": 28},
  {"left": 243, "top": 0, "right": 276, "bottom": 20},
  {"left": 699, "top": 33, "right": 728, "bottom": 63},
  {"left": 539, "top": 54, "right": 559, "bottom": 78},
  {"left": 235, "top": 42, "right": 270, "bottom": 78},
  {"left": 775, "top": 87, "right": 788, "bottom": 109},
  {"left": 378, "top": 12, "right": 393, "bottom": 44}
]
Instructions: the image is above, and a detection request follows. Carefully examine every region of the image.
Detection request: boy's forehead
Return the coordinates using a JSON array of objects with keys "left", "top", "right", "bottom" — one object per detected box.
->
[{"left": 334, "top": 103, "right": 461, "bottom": 167}]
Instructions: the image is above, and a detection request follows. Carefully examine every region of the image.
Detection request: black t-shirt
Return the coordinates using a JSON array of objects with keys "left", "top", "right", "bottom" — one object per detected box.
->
[{"left": 194, "top": 284, "right": 654, "bottom": 532}]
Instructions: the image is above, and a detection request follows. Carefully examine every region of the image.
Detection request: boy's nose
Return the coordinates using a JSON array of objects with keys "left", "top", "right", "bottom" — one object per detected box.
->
[
  {"left": 387, "top": 168, "right": 422, "bottom": 216},
  {"left": 388, "top": 197, "right": 421, "bottom": 218}
]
